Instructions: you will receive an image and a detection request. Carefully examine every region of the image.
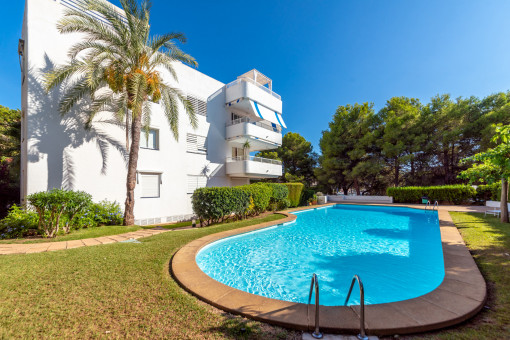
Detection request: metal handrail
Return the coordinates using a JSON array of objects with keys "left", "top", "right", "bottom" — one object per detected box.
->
[
  {"left": 225, "top": 78, "right": 282, "bottom": 100},
  {"left": 226, "top": 156, "right": 282, "bottom": 165},
  {"left": 425, "top": 201, "right": 430, "bottom": 210},
  {"left": 433, "top": 201, "right": 439, "bottom": 210},
  {"left": 307, "top": 274, "right": 323, "bottom": 339},
  {"left": 226, "top": 116, "right": 282, "bottom": 133},
  {"left": 344, "top": 275, "right": 368, "bottom": 340}
]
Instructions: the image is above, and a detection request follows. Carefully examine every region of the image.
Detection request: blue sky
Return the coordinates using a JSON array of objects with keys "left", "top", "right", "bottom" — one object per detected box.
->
[{"left": 2, "top": 1, "right": 510, "bottom": 150}]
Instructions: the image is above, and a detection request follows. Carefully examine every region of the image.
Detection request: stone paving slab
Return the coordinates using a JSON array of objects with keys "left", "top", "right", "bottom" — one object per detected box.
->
[
  {"left": 0, "top": 228, "right": 170, "bottom": 255},
  {"left": 172, "top": 204, "right": 487, "bottom": 337}
]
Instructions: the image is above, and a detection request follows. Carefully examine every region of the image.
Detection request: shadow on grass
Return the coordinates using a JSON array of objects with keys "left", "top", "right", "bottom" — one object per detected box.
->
[{"left": 395, "top": 212, "right": 510, "bottom": 340}]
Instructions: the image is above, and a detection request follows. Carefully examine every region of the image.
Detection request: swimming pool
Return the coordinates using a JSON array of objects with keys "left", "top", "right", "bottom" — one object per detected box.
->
[{"left": 196, "top": 205, "right": 444, "bottom": 306}]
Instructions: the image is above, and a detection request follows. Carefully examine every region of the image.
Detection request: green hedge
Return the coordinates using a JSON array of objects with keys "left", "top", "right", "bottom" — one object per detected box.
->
[
  {"left": 191, "top": 183, "right": 290, "bottom": 225},
  {"left": 191, "top": 187, "right": 249, "bottom": 225},
  {"left": 475, "top": 183, "right": 501, "bottom": 202},
  {"left": 239, "top": 184, "right": 271, "bottom": 216},
  {"left": 263, "top": 183, "right": 290, "bottom": 210},
  {"left": 284, "top": 183, "right": 304, "bottom": 207},
  {"left": 386, "top": 185, "right": 476, "bottom": 204}
]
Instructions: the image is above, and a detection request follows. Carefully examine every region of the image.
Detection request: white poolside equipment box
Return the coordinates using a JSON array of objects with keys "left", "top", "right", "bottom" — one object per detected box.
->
[{"left": 327, "top": 195, "right": 393, "bottom": 204}]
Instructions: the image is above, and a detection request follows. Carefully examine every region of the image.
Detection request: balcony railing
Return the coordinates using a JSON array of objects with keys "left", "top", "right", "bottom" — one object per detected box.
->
[
  {"left": 226, "top": 78, "right": 282, "bottom": 100},
  {"left": 226, "top": 156, "right": 282, "bottom": 165},
  {"left": 226, "top": 117, "right": 282, "bottom": 133}
]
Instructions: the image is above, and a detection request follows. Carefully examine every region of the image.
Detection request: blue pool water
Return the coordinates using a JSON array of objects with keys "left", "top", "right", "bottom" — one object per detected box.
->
[{"left": 196, "top": 205, "right": 444, "bottom": 306}]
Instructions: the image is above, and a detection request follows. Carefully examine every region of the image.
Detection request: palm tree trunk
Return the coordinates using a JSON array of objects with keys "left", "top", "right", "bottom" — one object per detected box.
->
[
  {"left": 501, "top": 178, "right": 509, "bottom": 223},
  {"left": 124, "top": 113, "right": 142, "bottom": 225}
]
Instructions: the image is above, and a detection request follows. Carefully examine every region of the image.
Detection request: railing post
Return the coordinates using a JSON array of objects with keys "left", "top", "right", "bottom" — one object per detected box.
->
[
  {"left": 344, "top": 275, "right": 368, "bottom": 340},
  {"left": 308, "top": 274, "right": 323, "bottom": 339}
]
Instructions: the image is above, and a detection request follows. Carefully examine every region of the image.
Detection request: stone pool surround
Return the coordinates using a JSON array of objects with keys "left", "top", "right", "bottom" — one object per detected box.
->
[{"left": 171, "top": 203, "right": 487, "bottom": 336}]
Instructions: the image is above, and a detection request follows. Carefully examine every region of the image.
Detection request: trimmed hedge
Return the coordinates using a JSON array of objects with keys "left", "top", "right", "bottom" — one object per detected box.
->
[
  {"left": 387, "top": 185, "right": 476, "bottom": 204},
  {"left": 475, "top": 183, "right": 501, "bottom": 202},
  {"left": 239, "top": 184, "right": 271, "bottom": 216},
  {"left": 191, "top": 187, "right": 249, "bottom": 225},
  {"left": 191, "top": 183, "right": 290, "bottom": 226},
  {"left": 284, "top": 183, "right": 304, "bottom": 207},
  {"left": 264, "top": 183, "right": 290, "bottom": 210}
]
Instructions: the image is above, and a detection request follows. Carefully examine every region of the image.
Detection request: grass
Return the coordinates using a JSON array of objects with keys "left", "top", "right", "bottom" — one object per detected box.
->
[
  {"left": 0, "top": 213, "right": 297, "bottom": 340},
  {"left": 400, "top": 212, "right": 510, "bottom": 340},
  {"left": 0, "top": 225, "right": 141, "bottom": 244},
  {"left": 141, "top": 220, "right": 192, "bottom": 230}
]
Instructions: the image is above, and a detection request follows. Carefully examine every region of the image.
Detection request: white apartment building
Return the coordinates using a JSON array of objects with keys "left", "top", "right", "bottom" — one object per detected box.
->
[{"left": 19, "top": 0, "right": 286, "bottom": 225}]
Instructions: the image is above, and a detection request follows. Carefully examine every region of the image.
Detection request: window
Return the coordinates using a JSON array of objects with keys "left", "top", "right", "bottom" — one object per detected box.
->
[
  {"left": 187, "top": 175, "right": 207, "bottom": 194},
  {"left": 140, "top": 129, "right": 159, "bottom": 150},
  {"left": 186, "top": 133, "right": 207, "bottom": 154},
  {"left": 187, "top": 95, "right": 207, "bottom": 116},
  {"left": 140, "top": 173, "right": 160, "bottom": 198}
]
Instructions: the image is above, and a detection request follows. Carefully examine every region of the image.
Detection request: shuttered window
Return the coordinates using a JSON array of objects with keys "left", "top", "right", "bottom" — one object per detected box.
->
[
  {"left": 140, "top": 173, "right": 160, "bottom": 198},
  {"left": 186, "top": 133, "right": 207, "bottom": 154},
  {"left": 187, "top": 95, "right": 207, "bottom": 116},
  {"left": 187, "top": 175, "right": 207, "bottom": 194}
]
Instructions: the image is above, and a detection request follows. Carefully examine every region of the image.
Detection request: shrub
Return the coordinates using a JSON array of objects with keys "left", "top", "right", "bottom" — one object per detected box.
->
[
  {"left": 263, "top": 183, "right": 289, "bottom": 211},
  {"left": 72, "top": 200, "right": 123, "bottom": 229},
  {"left": 284, "top": 183, "right": 304, "bottom": 207},
  {"left": 0, "top": 205, "right": 38, "bottom": 239},
  {"left": 386, "top": 185, "right": 476, "bottom": 204},
  {"left": 27, "top": 189, "right": 92, "bottom": 237},
  {"left": 239, "top": 184, "right": 271, "bottom": 216},
  {"left": 475, "top": 183, "right": 501, "bottom": 202},
  {"left": 192, "top": 187, "right": 250, "bottom": 226},
  {"left": 300, "top": 188, "right": 316, "bottom": 206}
]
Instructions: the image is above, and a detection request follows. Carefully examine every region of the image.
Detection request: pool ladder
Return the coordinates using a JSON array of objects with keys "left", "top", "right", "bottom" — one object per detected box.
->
[
  {"left": 307, "top": 274, "right": 368, "bottom": 340},
  {"left": 425, "top": 200, "right": 439, "bottom": 211}
]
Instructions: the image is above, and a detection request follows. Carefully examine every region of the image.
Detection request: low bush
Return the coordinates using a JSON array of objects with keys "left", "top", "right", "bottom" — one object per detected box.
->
[
  {"left": 192, "top": 187, "right": 250, "bottom": 226},
  {"left": 239, "top": 184, "right": 271, "bottom": 216},
  {"left": 300, "top": 188, "right": 316, "bottom": 206},
  {"left": 72, "top": 200, "right": 123, "bottom": 228},
  {"left": 191, "top": 183, "right": 290, "bottom": 225},
  {"left": 263, "top": 183, "right": 289, "bottom": 211},
  {"left": 475, "top": 183, "right": 501, "bottom": 202},
  {"left": 27, "top": 189, "right": 92, "bottom": 237},
  {"left": 284, "top": 183, "right": 304, "bottom": 207},
  {"left": 387, "top": 185, "right": 476, "bottom": 204},
  {"left": 0, "top": 205, "right": 38, "bottom": 239}
]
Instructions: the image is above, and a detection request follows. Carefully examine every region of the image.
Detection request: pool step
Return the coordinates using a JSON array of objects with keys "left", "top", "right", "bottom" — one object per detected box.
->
[{"left": 302, "top": 333, "right": 379, "bottom": 340}]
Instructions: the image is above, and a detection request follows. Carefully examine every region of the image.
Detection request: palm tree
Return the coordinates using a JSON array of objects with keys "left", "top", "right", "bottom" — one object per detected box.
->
[{"left": 44, "top": 0, "right": 197, "bottom": 225}]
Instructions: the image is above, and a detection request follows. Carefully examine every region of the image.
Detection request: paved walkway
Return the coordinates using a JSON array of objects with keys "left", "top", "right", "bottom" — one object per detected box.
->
[{"left": 0, "top": 228, "right": 169, "bottom": 255}]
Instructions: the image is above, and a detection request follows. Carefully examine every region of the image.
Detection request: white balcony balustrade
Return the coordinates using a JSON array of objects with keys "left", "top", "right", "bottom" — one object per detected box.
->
[
  {"left": 226, "top": 117, "right": 282, "bottom": 150},
  {"left": 226, "top": 78, "right": 282, "bottom": 115},
  {"left": 225, "top": 156, "right": 283, "bottom": 178}
]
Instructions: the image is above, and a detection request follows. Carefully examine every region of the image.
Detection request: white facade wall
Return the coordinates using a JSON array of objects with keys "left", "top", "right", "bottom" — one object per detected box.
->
[{"left": 20, "top": 0, "right": 283, "bottom": 224}]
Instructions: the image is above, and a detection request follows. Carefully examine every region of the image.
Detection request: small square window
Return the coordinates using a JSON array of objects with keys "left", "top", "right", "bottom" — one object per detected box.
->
[{"left": 140, "top": 129, "right": 159, "bottom": 150}]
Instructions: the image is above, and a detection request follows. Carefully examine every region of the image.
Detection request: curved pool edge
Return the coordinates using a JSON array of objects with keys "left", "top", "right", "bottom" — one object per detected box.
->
[{"left": 171, "top": 204, "right": 487, "bottom": 336}]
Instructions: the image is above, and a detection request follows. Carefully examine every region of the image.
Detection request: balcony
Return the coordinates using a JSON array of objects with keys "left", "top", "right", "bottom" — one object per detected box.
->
[
  {"left": 226, "top": 78, "right": 282, "bottom": 115},
  {"left": 225, "top": 156, "right": 283, "bottom": 178},
  {"left": 226, "top": 117, "right": 282, "bottom": 151}
]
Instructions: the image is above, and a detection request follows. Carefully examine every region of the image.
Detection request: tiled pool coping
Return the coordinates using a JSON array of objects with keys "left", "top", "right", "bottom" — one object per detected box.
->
[{"left": 171, "top": 204, "right": 486, "bottom": 336}]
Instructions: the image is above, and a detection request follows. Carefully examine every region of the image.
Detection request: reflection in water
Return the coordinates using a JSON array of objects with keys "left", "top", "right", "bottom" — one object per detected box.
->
[{"left": 197, "top": 205, "right": 444, "bottom": 306}]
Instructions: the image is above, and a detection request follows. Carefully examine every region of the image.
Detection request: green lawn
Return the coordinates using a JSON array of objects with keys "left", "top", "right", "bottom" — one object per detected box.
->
[
  {"left": 0, "top": 213, "right": 297, "bottom": 339},
  {"left": 140, "top": 220, "right": 192, "bottom": 230},
  {"left": 0, "top": 225, "right": 141, "bottom": 244},
  {"left": 402, "top": 212, "right": 510, "bottom": 340}
]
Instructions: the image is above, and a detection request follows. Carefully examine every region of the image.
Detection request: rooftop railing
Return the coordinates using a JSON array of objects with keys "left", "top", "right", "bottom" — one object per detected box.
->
[
  {"left": 226, "top": 156, "right": 282, "bottom": 165},
  {"left": 226, "top": 78, "right": 282, "bottom": 100},
  {"left": 226, "top": 117, "right": 282, "bottom": 133}
]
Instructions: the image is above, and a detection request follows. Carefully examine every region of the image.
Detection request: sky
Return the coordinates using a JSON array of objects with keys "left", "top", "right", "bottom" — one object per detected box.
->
[{"left": 2, "top": 0, "right": 510, "bottom": 150}]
